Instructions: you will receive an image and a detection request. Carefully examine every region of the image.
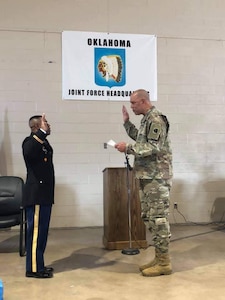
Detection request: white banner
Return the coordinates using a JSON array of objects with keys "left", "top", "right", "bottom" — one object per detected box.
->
[{"left": 62, "top": 31, "right": 157, "bottom": 101}]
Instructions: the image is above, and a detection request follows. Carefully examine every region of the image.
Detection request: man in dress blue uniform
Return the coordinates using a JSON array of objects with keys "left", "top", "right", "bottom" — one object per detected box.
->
[{"left": 22, "top": 113, "right": 55, "bottom": 279}]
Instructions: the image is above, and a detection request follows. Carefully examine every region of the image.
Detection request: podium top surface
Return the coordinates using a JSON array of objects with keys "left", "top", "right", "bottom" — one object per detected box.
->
[{"left": 102, "top": 167, "right": 127, "bottom": 172}]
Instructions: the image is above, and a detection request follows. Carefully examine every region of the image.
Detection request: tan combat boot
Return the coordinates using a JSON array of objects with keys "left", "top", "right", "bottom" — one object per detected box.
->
[
  {"left": 139, "top": 248, "right": 160, "bottom": 271},
  {"left": 141, "top": 252, "right": 172, "bottom": 277}
]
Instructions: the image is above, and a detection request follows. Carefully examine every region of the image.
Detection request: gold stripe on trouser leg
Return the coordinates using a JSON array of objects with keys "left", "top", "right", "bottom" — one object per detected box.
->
[{"left": 32, "top": 205, "right": 40, "bottom": 273}]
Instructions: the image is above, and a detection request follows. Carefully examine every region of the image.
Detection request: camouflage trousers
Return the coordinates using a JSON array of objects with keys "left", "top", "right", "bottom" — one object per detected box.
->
[{"left": 139, "top": 178, "right": 171, "bottom": 253}]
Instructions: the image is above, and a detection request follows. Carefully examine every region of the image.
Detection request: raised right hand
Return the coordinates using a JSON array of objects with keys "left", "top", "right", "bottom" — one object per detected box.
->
[
  {"left": 122, "top": 105, "right": 129, "bottom": 123},
  {"left": 41, "top": 113, "right": 51, "bottom": 135}
]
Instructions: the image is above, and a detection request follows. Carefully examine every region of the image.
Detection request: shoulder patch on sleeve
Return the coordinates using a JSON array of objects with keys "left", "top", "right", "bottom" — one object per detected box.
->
[{"left": 149, "top": 123, "right": 161, "bottom": 141}]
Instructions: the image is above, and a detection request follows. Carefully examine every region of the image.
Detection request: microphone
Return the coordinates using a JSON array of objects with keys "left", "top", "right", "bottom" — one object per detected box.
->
[{"left": 125, "top": 154, "right": 133, "bottom": 171}]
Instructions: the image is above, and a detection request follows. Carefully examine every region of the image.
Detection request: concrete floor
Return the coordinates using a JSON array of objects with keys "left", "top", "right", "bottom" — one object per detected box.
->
[{"left": 0, "top": 224, "right": 225, "bottom": 300}]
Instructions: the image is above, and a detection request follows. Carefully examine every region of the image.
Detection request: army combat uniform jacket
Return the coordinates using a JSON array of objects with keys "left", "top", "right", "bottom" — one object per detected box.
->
[{"left": 124, "top": 106, "right": 173, "bottom": 181}]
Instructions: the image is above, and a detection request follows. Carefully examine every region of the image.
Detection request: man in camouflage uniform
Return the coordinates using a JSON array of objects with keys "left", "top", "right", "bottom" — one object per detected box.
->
[{"left": 115, "top": 89, "right": 173, "bottom": 277}]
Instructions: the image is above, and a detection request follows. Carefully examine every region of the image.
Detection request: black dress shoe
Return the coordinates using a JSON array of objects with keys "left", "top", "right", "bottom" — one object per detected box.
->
[
  {"left": 44, "top": 266, "right": 54, "bottom": 272},
  {"left": 26, "top": 270, "right": 53, "bottom": 279}
]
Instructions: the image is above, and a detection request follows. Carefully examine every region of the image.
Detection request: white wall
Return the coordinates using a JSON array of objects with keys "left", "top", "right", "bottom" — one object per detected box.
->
[{"left": 0, "top": 0, "right": 225, "bottom": 227}]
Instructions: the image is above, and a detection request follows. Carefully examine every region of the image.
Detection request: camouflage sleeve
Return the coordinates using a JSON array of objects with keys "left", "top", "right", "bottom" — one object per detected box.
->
[
  {"left": 123, "top": 120, "right": 138, "bottom": 141},
  {"left": 126, "top": 120, "right": 166, "bottom": 157}
]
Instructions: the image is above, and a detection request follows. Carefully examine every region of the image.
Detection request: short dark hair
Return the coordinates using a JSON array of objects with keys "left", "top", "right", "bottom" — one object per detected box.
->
[
  {"left": 29, "top": 115, "right": 42, "bottom": 129},
  {"left": 29, "top": 115, "right": 42, "bottom": 122}
]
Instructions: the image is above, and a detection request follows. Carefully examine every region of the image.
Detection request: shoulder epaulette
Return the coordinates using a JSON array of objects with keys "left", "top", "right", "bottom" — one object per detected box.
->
[{"left": 33, "top": 135, "right": 44, "bottom": 144}]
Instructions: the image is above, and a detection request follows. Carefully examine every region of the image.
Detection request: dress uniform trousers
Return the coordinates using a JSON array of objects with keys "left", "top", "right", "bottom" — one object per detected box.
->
[{"left": 26, "top": 205, "right": 52, "bottom": 273}]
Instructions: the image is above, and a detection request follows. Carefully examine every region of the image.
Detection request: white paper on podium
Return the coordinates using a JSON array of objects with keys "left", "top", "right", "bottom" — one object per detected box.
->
[{"left": 107, "top": 139, "right": 116, "bottom": 147}]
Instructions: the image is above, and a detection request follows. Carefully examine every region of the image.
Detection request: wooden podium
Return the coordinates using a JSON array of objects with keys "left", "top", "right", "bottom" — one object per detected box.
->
[{"left": 103, "top": 167, "right": 147, "bottom": 250}]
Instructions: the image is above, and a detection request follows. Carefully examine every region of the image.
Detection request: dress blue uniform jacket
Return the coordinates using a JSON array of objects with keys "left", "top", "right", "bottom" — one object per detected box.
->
[{"left": 22, "top": 129, "right": 55, "bottom": 207}]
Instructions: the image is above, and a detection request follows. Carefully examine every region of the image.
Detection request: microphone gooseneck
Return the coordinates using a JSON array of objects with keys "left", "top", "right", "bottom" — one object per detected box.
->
[{"left": 125, "top": 154, "right": 133, "bottom": 171}]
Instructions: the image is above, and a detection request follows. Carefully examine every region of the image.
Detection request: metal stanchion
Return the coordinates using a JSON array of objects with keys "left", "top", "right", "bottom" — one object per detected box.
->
[{"left": 121, "top": 154, "right": 140, "bottom": 255}]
